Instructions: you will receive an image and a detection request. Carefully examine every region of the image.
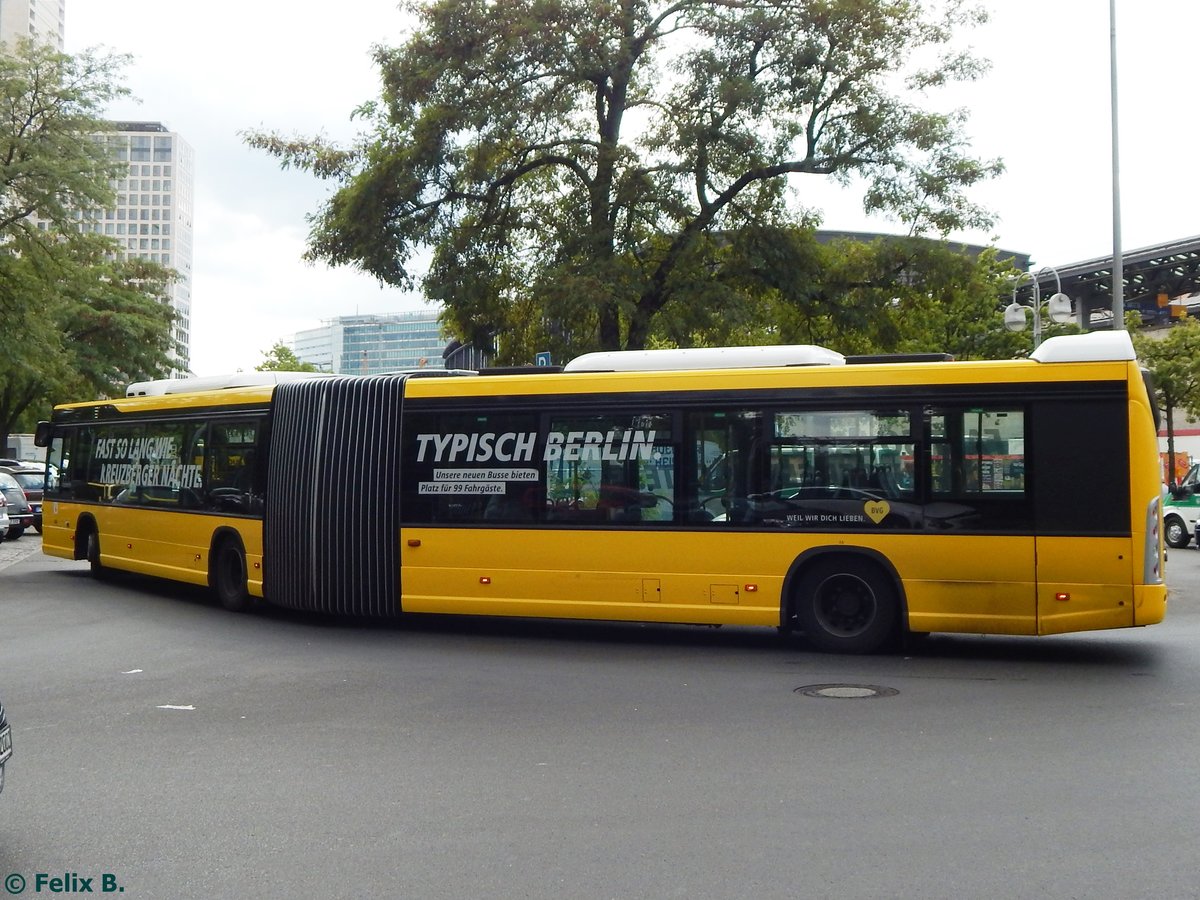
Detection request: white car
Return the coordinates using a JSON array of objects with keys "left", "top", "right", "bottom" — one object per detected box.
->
[{"left": 0, "top": 493, "right": 9, "bottom": 539}]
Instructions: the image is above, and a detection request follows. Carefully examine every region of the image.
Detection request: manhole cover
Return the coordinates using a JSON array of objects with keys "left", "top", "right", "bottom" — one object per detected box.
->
[{"left": 795, "top": 683, "right": 898, "bottom": 699}]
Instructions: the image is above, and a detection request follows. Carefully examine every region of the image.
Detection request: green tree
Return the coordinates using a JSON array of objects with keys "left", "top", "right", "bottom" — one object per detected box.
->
[
  {"left": 0, "top": 40, "right": 177, "bottom": 449},
  {"left": 0, "top": 242, "right": 176, "bottom": 450},
  {"left": 246, "top": 0, "right": 1001, "bottom": 360},
  {"left": 256, "top": 342, "right": 319, "bottom": 372},
  {"left": 813, "top": 237, "right": 1041, "bottom": 359},
  {"left": 643, "top": 230, "right": 1032, "bottom": 359},
  {"left": 0, "top": 40, "right": 130, "bottom": 281},
  {"left": 1133, "top": 319, "right": 1200, "bottom": 485}
]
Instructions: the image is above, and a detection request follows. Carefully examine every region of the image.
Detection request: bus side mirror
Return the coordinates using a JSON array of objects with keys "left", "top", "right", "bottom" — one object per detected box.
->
[{"left": 34, "top": 421, "right": 52, "bottom": 447}]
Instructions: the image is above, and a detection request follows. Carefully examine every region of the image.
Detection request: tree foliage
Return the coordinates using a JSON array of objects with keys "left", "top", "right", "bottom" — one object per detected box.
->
[
  {"left": 1133, "top": 320, "right": 1200, "bottom": 482},
  {"left": 246, "top": 0, "right": 1002, "bottom": 359},
  {"left": 676, "top": 231, "right": 1033, "bottom": 359},
  {"left": 256, "top": 342, "right": 319, "bottom": 372},
  {"left": 0, "top": 40, "right": 176, "bottom": 449},
  {"left": 0, "top": 40, "right": 130, "bottom": 283}
]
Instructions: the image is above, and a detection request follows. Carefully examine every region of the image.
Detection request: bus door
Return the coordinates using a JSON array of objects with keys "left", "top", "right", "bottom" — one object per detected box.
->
[
  {"left": 1028, "top": 396, "right": 1137, "bottom": 635},
  {"left": 917, "top": 407, "right": 1037, "bottom": 635}
]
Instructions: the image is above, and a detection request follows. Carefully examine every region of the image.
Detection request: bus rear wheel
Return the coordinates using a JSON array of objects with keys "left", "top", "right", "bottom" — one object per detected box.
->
[
  {"left": 794, "top": 558, "right": 898, "bottom": 654},
  {"left": 212, "top": 536, "right": 252, "bottom": 612}
]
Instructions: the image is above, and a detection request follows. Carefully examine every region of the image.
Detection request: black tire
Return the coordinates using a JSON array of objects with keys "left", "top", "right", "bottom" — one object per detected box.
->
[
  {"left": 5, "top": 526, "right": 22, "bottom": 540},
  {"left": 1165, "top": 515, "right": 1191, "bottom": 549},
  {"left": 212, "top": 536, "right": 252, "bottom": 612},
  {"left": 84, "top": 526, "right": 105, "bottom": 577},
  {"left": 794, "top": 558, "right": 899, "bottom": 654}
]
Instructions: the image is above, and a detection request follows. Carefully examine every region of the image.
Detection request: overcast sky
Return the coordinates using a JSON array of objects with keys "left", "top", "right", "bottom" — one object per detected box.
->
[{"left": 66, "top": 1, "right": 1199, "bottom": 375}]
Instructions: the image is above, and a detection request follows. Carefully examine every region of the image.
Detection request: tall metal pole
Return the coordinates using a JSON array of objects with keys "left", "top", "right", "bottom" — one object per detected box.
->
[{"left": 1110, "top": 0, "right": 1124, "bottom": 329}]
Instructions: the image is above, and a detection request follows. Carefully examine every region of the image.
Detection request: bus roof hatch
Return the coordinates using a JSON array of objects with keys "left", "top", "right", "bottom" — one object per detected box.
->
[
  {"left": 1030, "top": 330, "right": 1136, "bottom": 363},
  {"left": 563, "top": 344, "right": 846, "bottom": 372}
]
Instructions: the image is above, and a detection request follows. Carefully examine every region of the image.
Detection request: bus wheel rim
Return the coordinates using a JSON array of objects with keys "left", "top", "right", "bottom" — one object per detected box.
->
[{"left": 813, "top": 573, "right": 877, "bottom": 638}]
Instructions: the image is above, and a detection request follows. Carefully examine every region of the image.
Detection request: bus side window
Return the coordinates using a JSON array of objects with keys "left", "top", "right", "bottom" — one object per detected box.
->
[
  {"left": 544, "top": 413, "right": 674, "bottom": 525},
  {"left": 689, "top": 411, "right": 760, "bottom": 524},
  {"left": 205, "top": 420, "right": 262, "bottom": 514}
]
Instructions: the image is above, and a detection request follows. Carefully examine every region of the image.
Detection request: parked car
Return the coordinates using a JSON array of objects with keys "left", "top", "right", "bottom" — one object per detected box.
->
[
  {"left": 2, "top": 467, "right": 43, "bottom": 533},
  {"left": 0, "top": 695, "right": 11, "bottom": 795},
  {"left": 0, "top": 493, "right": 9, "bottom": 539},
  {"left": 1164, "top": 473, "right": 1200, "bottom": 549},
  {"left": 0, "top": 470, "right": 33, "bottom": 538}
]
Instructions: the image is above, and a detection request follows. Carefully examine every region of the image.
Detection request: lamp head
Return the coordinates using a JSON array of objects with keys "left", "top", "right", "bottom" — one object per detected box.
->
[
  {"left": 1047, "top": 292, "right": 1073, "bottom": 323},
  {"left": 1004, "top": 302, "right": 1028, "bottom": 332}
]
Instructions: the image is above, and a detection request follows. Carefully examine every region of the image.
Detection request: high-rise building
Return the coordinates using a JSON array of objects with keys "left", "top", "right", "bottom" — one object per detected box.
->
[
  {"left": 0, "top": 0, "right": 65, "bottom": 50},
  {"left": 11, "top": 10, "right": 196, "bottom": 376},
  {"left": 294, "top": 312, "right": 448, "bottom": 375},
  {"left": 77, "top": 121, "right": 196, "bottom": 375}
]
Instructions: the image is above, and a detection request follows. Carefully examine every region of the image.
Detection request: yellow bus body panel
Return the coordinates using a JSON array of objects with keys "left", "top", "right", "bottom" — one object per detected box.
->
[
  {"left": 1133, "top": 584, "right": 1168, "bottom": 626},
  {"left": 1034, "top": 536, "right": 1135, "bottom": 635},
  {"left": 401, "top": 528, "right": 1043, "bottom": 635},
  {"left": 42, "top": 502, "right": 264, "bottom": 597}
]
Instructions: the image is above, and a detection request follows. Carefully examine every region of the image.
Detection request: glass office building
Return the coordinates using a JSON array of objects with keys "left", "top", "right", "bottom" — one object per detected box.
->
[{"left": 294, "top": 312, "right": 448, "bottom": 375}]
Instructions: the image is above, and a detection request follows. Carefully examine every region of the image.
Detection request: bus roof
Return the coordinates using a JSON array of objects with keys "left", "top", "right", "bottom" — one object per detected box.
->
[
  {"left": 89, "top": 331, "right": 1140, "bottom": 410},
  {"left": 563, "top": 331, "right": 1136, "bottom": 373},
  {"left": 125, "top": 371, "right": 337, "bottom": 397}
]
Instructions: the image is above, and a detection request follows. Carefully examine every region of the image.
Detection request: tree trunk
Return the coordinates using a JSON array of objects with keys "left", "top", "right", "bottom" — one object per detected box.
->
[
  {"left": 1166, "top": 403, "right": 1177, "bottom": 487},
  {"left": 598, "top": 302, "right": 622, "bottom": 351}
]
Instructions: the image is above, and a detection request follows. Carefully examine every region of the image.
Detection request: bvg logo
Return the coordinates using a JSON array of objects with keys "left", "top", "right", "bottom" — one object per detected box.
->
[{"left": 864, "top": 500, "right": 890, "bottom": 524}]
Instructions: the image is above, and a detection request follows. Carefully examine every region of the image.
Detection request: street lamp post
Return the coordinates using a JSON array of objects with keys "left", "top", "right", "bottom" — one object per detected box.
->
[
  {"left": 1003, "top": 266, "right": 1073, "bottom": 348},
  {"left": 1111, "top": 0, "right": 1124, "bottom": 329}
]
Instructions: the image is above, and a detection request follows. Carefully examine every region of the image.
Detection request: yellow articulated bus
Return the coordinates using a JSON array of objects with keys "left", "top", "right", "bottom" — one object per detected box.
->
[{"left": 37, "top": 329, "right": 1166, "bottom": 653}]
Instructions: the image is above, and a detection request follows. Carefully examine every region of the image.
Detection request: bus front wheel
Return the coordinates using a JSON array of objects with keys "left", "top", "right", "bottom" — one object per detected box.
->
[
  {"left": 82, "top": 524, "right": 105, "bottom": 578},
  {"left": 794, "top": 558, "right": 898, "bottom": 654},
  {"left": 1164, "top": 514, "right": 1191, "bottom": 549},
  {"left": 212, "top": 536, "right": 252, "bottom": 612}
]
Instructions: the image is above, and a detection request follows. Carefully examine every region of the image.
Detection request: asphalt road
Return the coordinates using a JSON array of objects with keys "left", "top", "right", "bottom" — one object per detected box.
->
[{"left": 1, "top": 536, "right": 1199, "bottom": 900}]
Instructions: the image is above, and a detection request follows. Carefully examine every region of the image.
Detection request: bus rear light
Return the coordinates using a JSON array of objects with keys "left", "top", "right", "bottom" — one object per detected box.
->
[{"left": 1145, "top": 496, "right": 1165, "bottom": 585}]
